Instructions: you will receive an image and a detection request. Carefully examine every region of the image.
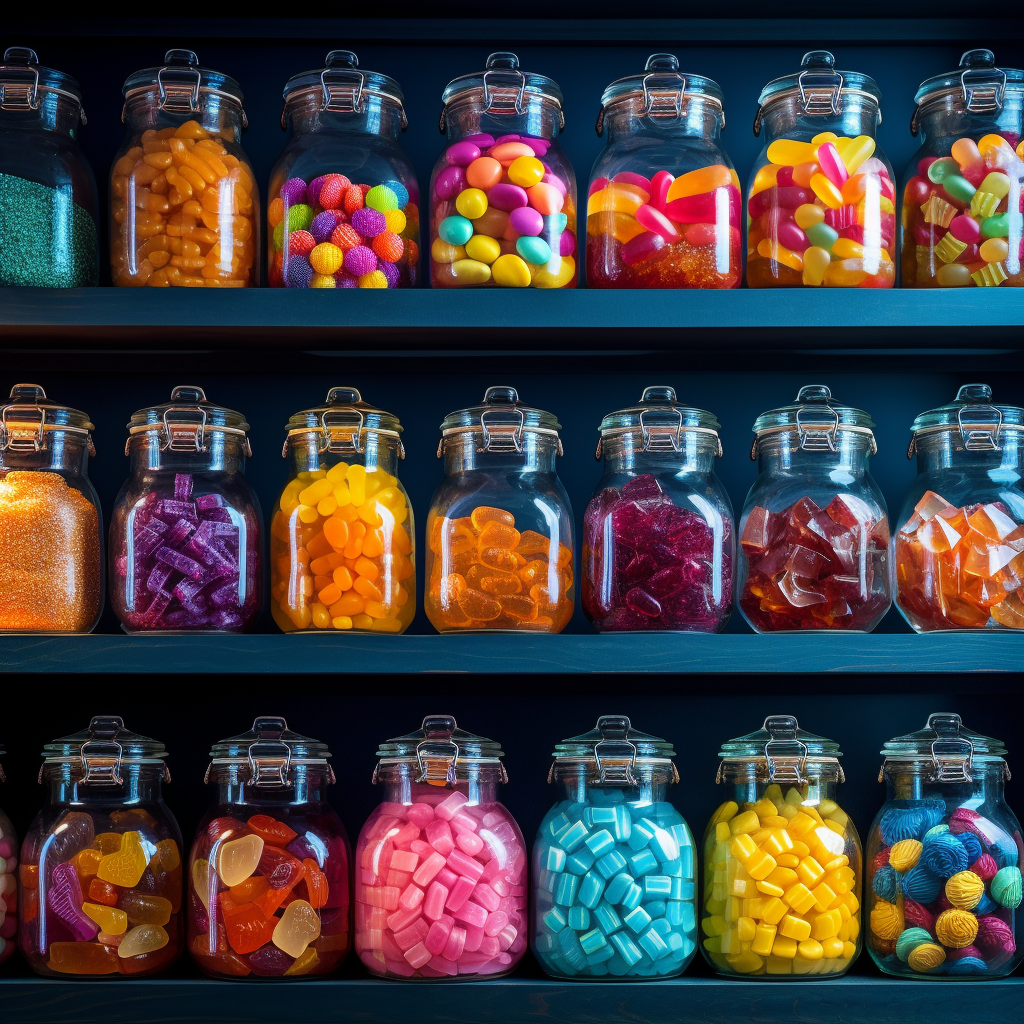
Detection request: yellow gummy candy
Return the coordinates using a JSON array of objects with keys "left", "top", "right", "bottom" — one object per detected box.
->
[
  {"left": 97, "top": 831, "right": 149, "bottom": 889},
  {"left": 766, "top": 140, "right": 817, "bottom": 167},
  {"left": 82, "top": 902, "right": 128, "bottom": 935},
  {"left": 216, "top": 833, "right": 264, "bottom": 888},
  {"left": 272, "top": 898, "right": 322, "bottom": 958},
  {"left": 810, "top": 173, "right": 844, "bottom": 209}
]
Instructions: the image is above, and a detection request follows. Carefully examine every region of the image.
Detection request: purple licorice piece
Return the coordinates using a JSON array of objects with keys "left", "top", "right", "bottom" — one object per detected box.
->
[
  {"left": 209, "top": 580, "right": 241, "bottom": 608},
  {"left": 173, "top": 576, "right": 208, "bottom": 617},
  {"left": 196, "top": 493, "right": 226, "bottom": 510},
  {"left": 200, "top": 506, "right": 234, "bottom": 523},
  {"left": 165, "top": 517, "right": 196, "bottom": 548},
  {"left": 146, "top": 562, "right": 174, "bottom": 595},
  {"left": 174, "top": 473, "right": 193, "bottom": 501},
  {"left": 210, "top": 609, "right": 244, "bottom": 630},
  {"left": 187, "top": 521, "right": 238, "bottom": 576},
  {"left": 247, "top": 946, "right": 294, "bottom": 976},
  {"left": 135, "top": 524, "right": 167, "bottom": 560},
  {"left": 155, "top": 546, "right": 205, "bottom": 581},
  {"left": 47, "top": 862, "right": 99, "bottom": 942},
  {"left": 153, "top": 499, "right": 198, "bottom": 525},
  {"left": 143, "top": 591, "right": 172, "bottom": 625}
]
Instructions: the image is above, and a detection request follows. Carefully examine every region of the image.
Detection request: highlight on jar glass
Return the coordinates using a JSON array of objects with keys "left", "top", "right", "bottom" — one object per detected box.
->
[
  {"left": 430, "top": 52, "right": 577, "bottom": 289},
  {"left": 533, "top": 715, "right": 697, "bottom": 980},
  {"left": 0, "top": 384, "right": 103, "bottom": 633},
  {"left": 902, "top": 50, "right": 1023, "bottom": 288},
  {"left": 0, "top": 47, "right": 99, "bottom": 287},
  {"left": 701, "top": 715, "right": 862, "bottom": 980},
  {"left": 271, "top": 387, "right": 414, "bottom": 634},
  {"left": 582, "top": 386, "right": 733, "bottom": 632},
  {"left": 188, "top": 717, "right": 350, "bottom": 979},
  {"left": 425, "top": 386, "right": 574, "bottom": 633},
  {"left": 867, "top": 713, "right": 1022, "bottom": 979},
  {"left": 110, "top": 49, "right": 258, "bottom": 288},
  {"left": 0, "top": 745, "right": 17, "bottom": 966},
  {"left": 109, "top": 386, "right": 262, "bottom": 633},
  {"left": 355, "top": 715, "right": 528, "bottom": 979},
  {"left": 587, "top": 54, "right": 741, "bottom": 288},
  {"left": 738, "top": 385, "right": 891, "bottom": 632},
  {"left": 895, "top": 384, "right": 1024, "bottom": 632},
  {"left": 747, "top": 51, "right": 895, "bottom": 288},
  {"left": 18, "top": 716, "right": 183, "bottom": 978},
  {"left": 269, "top": 50, "right": 420, "bottom": 289}
]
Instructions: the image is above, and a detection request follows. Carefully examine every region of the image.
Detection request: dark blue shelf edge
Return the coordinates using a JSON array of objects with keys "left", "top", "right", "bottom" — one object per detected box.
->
[
  {"left": 1, "top": 632, "right": 1020, "bottom": 675},
  {"left": 0, "top": 974, "right": 1021, "bottom": 1024}
]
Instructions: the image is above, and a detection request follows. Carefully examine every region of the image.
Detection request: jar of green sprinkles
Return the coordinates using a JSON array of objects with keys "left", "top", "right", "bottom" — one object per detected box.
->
[{"left": 0, "top": 47, "right": 99, "bottom": 287}]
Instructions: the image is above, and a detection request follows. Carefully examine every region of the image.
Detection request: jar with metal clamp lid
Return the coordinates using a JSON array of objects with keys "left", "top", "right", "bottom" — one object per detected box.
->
[
  {"left": 586, "top": 54, "right": 741, "bottom": 288},
  {"left": 429, "top": 52, "right": 577, "bottom": 289},
  {"left": 18, "top": 716, "right": 183, "bottom": 978},
  {"left": 187, "top": 717, "right": 350, "bottom": 979},
  {"left": 0, "top": 384, "right": 103, "bottom": 633},
  {"left": 901, "top": 50, "right": 1023, "bottom": 289},
  {"left": 533, "top": 715, "right": 697, "bottom": 980},
  {"left": 110, "top": 48, "right": 258, "bottom": 288},
  {"left": 582, "top": 386, "right": 733, "bottom": 632},
  {"left": 738, "top": 384, "right": 890, "bottom": 632},
  {"left": 355, "top": 715, "right": 527, "bottom": 979},
  {"left": 271, "top": 387, "right": 414, "bottom": 634},
  {"left": 747, "top": 51, "right": 895, "bottom": 288},
  {"left": 268, "top": 50, "right": 419, "bottom": 289},
  {"left": 701, "top": 715, "right": 861, "bottom": 979},
  {"left": 0, "top": 46, "right": 99, "bottom": 287},
  {"left": 426, "top": 386, "right": 574, "bottom": 633},
  {"left": 0, "top": 744, "right": 18, "bottom": 965},
  {"left": 109, "top": 385, "right": 263, "bottom": 633},
  {"left": 866, "top": 713, "right": 1021, "bottom": 979},
  {"left": 895, "top": 384, "right": 1024, "bottom": 631}
]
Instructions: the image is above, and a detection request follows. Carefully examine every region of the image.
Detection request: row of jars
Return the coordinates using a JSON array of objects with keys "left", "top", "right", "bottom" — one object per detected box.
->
[
  {"left": 2, "top": 381, "right": 1022, "bottom": 636},
  {"left": 2, "top": 45, "right": 1022, "bottom": 291},
  {"left": 0, "top": 711, "right": 1018, "bottom": 981}
]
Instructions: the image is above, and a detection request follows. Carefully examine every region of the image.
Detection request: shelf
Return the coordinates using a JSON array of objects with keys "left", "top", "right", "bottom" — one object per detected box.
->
[
  {"left": 2, "top": 631, "right": 1020, "bottom": 676},
  {"left": 0, "top": 973, "right": 1021, "bottom": 1024},
  {"left": 2, "top": 289, "right": 1022, "bottom": 351}
]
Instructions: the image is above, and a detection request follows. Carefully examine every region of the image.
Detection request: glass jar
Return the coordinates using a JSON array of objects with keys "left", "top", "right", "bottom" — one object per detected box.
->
[
  {"left": 902, "top": 50, "right": 1023, "bottom": 288},
  {"left": 0, "top": 746, "right": 17, "bottom": 966},
  {"left": 738, "top": 385, "right": 890, "bottom": 632},
  {"left": 354, "top": 715, "right": 527, "bottom": 979},
  {"left": 425, "top": 386, "right": 574, "bottom": 632},
  {"left": 747, "top": 51, "right": 895, "bottom": 288},
  {"left": 866, "top": 713, "right": 1022, "bottom": 979},
  {"left": 109, "top": 386, "right": 263, "bottom": 633},
  {"left": 0, "top": 47, "right": 98, "bottom": 287},
  {"left": 0, "top": 384, "right": 103, "bottom": 633},
  {"left": 894, "top": 384, "right": 1024, "bottom": 631},
  {"left": 110, "top": 49, "right": 258, "bottom": 288},
  {"left": 582, "top": 387, "right": 733, "bottom": 632},
  {"left": 701, "top": 715, "right": 862, "bottom": 979},
  {"left": 188, "top": 717, "right": 350, "bottom": 979},
  {"left": 587, "top": 54, "right": 741, "bottom": 289},
  {"left": 533, "top": 715, "right": 697, "bottom": 980},
  {"left": 270, "top": 387, "right": 414, "bottom": 635},
  {"left": 429, "top": 52, "right": 577, "bottom": 289},
  {"left": 268, "top": 50, "right": 419, "bottom": 289},
  {"left": 18, "top": 716, "right": 183, "bottom": 978}
]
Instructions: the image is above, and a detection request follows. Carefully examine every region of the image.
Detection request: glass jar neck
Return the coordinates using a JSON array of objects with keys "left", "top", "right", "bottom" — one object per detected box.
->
[
  {"left": 0, "top": 432, "right": 90, "bottom": 475},
  {"left": 760, "top": 93, "right": 879, "bottom": 143},
  {"left": 914, "top": 428, "right": 1023, "bottom": 477},
  {"left": 43, "top": 763, "right": 165, "bottom": 805},
  {"left": 288, "top": 432, "right": 400, "bottom": 476},
  {"left": 601, "top": 432, "right": 717, "bottom": 475},
  {"left": 443, "top": 432, "right": 559, "bottom": 474},
  {"left": 0, "top": 92, "right": 81, "bottom": 138},
  {"left": 884, "top": 761, "right": 1006, "bottom": 803},
  {"left": 719, "top": 759, "right": 842, "bottom": 806},
  {"left": 444, "top": 93, "right": 562, "bottom": 141},
  {"left": 129, "top": 434, "right": 246, "bottom": 475},
  {"left": 601, "top": 95, "right": 723, "bottom": 142},
  {"left": 123, "top": 90, "right": 244, "bottom": 143},
  {"left": 209, "top": 764, "right": 330, "bottom": 806},
  {"left": 378, "top": 767, "right": 502, "bottom": 807},
  {"left": 554, "top": 769, "right": 672, "bottom": 807},
  {"left": 915, "top": 92, "right": 1023, "bottom": 145},
  {"left": 284, "top": 92, "right": 404, "bottom": 140},
  {"left": 755, "top": 430, "right": 873, "bottom": 476}
]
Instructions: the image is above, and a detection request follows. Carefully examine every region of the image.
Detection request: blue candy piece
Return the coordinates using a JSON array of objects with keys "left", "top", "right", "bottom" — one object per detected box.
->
[
  {"left": 605, "top": 872, "right": 633, "bottom": 905},
  {"left": 587, "top": 949, "right": 614, "bottom": 969},
  {"left": 568, "top": 905, "right": 590, "bottom": 931},
  {"left": 644, "top": 876, "right": 673, "bottom": 898},
  {"left": 946, "top": 956, "right": 988, "bottom": 975},
  {"left": 606, "top": 952, "right": 631, "bottom": 975},
  {"left": 597, "top": 851, "right": 629, "bottom": 879},
  {"left": 879, "top": 807, "right": 926, "bottom": 846},
  {"left": 546, "top": 847, "right": 566, "bottom": 873},
  {"left": 543, "top": 907, "right": 567, "bottom": 933},
  {"left": 566, "top": 848, "right": 596, "bottom": 875},
  {"left": 579, "top": 870, "right": 606, "bottom": 909},
  {"left": 621, "top": 882, "right": 643, "bottom": 911},
  {"left": 629, "top": 850, "right": 658, "bottom": 877},
  {"left": 594, "top": 901, "right": 622, "bottom": 935},
  {"left": 557, "top": 926, "right": 587, "bottom": 969},
  {"left": 516, "top": 235, "right": 552, "bottom": 266},
  {"left": 873, "top": 864, "right": 899, "bottom": 903},
  {"left": 624, "top": 906, "right": 653, "bottom": 934},
  {"left": 383, "top": 179, "right": 410, "bottom": 209},
  {"left": 955, "top": 830, "right": 983, "bottom": 863},
  {"left": 585, "top": 829, "right": 616, "bottom": 858},
  {"left": 662, "top": 857, "right": 684, "bottom": 878},
  {"left": 438, "top": 214, "right": 473, "bottom": 247},
  {"left": 921, "top": 832, "right": 969, "bottom": 878},
  {"left": 646, "top": 900, "right": 667, "bottom": 919},
  {"left": 920, "top": 800, "right": 947, "bottom": 831},
  {"left": 547, "top": 812, "right": 571, "bottom": 840},
  {"left": 584, "top": 806, "right": 617, "bottom": 829},
  {"left": 640, "top": 927, "right": 670, "bottom": 960},
  {"left": 646, "top": 822, "right": 680, "bottom": 863},
  {"left": 974, "top": 893, "right": 997, "bottom": 914},
  {"left": 555, "top": 873, "right": 580, "bottom": 907},
  {"left": 924, "top": 824, "right": 950, "bottom": 841},
  {"left": 677, "top": 846, "right": 694, "bottom": 877},
  {"left": 579, "top": 928, "right": 609, "bottom": 955},
  {"left": 628, "top": 822, "right": 654, "bottom": 851},
  {"left": 613, "top": 805, "right": 632, "bottom": 842},
  {"left": 559, "top": 821, "right": 589, "bottom": 854},
  {"left": 900, "top": 865, "right": 943, "bottom": 904},
  {"left": 610, "top": 932, "right": 644, "bottom": 967},
  {"left": 651, "top": 917, "right": 672, "bottom": 937},
  {"left": 589, "top": 787, "right": 624, "bottom": 805}
]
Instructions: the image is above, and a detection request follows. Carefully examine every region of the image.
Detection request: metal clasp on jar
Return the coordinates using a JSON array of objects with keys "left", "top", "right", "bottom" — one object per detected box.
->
[
  {"left": 906, "top": 384, "right": 1004, "bottom": 457},
  {"left": 80, "top": 715, "right": 126, "bottom": 786},
  {"left": 247, "top": 716, "right": 294, "bottom": 787},
  {"left": 1, "top": 383, "right": 47, "bottom": 452}
]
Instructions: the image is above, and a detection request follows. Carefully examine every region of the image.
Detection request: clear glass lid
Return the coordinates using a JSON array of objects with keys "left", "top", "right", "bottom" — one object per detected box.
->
[
  {"left": 882, "top": 712, "right": 1006, "bottom": 761},
  {"left": 122, "top": 48, "right": 245, "bottom": 120},
  {"left": 42, "top": 715, "right": 168, "bottom": 783},
  {"left": 596, "top": 385, "right": 722, "bottom": 457},
  {"left": 438, "top": 386, "right": 562, "bottom": 454},
  {"left": 908, "top": 384, "right": 1022, "bottom": 453},
  {"left": 373, "top": 714, "right": 505, "bottom": 784},
  {"left": 718, "top": 714, "right": 841, "bottom": 765},
  {"left": 282, "top": 49, "right": 405, "bottom": 116},
  {"left": 550, "top": 714, "right": 677, "bottom": 784},
  {"left": 0, "top": 383, "right": 95, "bottom": 454},
  {"left": 126, "top": 385, "right": 251, "bottom": 455},
  {"left": 208, "top": 716, "right": 331, "bottom": 787},
  {"left": 283, "top": 386, "right": 403, "bottom": 457},
  {"left": 0, "top": 46, "right": 86, "bottom": 120},
  {"left": 442, "top": 52, "right": 563, "bottom": 111},
  {"left": 751, "top": 384, "right": 876, "bottom": 457},
  {"left": 914, "top": 49, "right": 1023, "bottom": 111},
  {"left": 599, "top": 53, "right": 723, "bottom": 112}
]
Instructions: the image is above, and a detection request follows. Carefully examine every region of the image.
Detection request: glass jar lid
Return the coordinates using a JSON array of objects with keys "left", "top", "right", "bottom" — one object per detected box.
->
[
  {"left": 913, "top": 49, "right": 1023, "bottom": 123},
  {"left": 717, "top": 715, "right": 842, "bottom": 785},
  {"left": 122, "top": 49, "right": 245, "bottom": 122},
  {"left": 881, "top": 712, "right": 1007, "bottom": 783},
  {"left": 438, "top": 386, "right": 562, "bottom": 457},
  {"left": 281, "top": 49, "right": 405, "bottom": 127},
  {"left": 208, "top": 716, "right": 332, "bottom": 788},
  {"left": 755, "top": 50, "right": 881, "bottom": 133},
  {"left": 598, "top": 54, "right": 723, "bottom": 131},
  {"left": 0, "top": 46, "right": 86, "bottom": 122},
  {"left": 125, "top": 385, "right": 251, "bottom": 457},
  {"left": 596, "top": 385, "right": 722, "bottom": 459},
  {"left": 908, "top": 383, "right": 1022, "bottom": 457},
  {"left": 373, "top": 714, "right": 506, "bottom": 784},
  {"left": 0, "top": 383, "right": 95, "bottom": 455},
  {"left": 549, "top": 714, "right": 678, "bottom": 785},
  {"left": 442, "top": 52, "right": 563, "bottom": 117},
  {"left": 282, "top": 386, "right": 404, "bottom": 459},
  {"left": 750, "top": 384, "right": 876, "bottom": 459},
  {"left": 42, "top": 715, "right": 168, "bottom": 785}
]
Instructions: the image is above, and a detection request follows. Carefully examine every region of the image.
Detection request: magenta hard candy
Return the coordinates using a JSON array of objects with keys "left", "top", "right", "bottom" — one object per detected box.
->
[
  {"left": 776, "top": 167, "right": 795, "bottom": 187},
  {"left": 445, "top": 141, "right": 481, "bottom": 167},
  {"left": 488, "top": 183, "right": 529, "bottom": 212},
  {"left": 279, "top": 178, "right": 308, "bottom": 205},
  {"left": 493, "top": 134, "right": 521, "bottom": 145},
  {"left": 948, "top": 214, "right": 981, "bottom": 244},
  {"left": 435, "top": 165, "right": 466, "bottom": 201},
  {"left": 509, "top": 207, "right": 544, "bottom": 236},
  {"left": 635, "top": 204, "right": 681, "bottom": 242},
  {"left": 649, "top": 170, "right": 674, "bottom": 210},
  {"left": 48, "top": 861, "right": 99, "bottom": 943},
  {"left": 589, "top": 176, "right": 610, "bottom": 196},
  {"left": 345, "top": 245, "right": 377, "bottom": 277},
  {"left": 620, "top": 231, "right": 665, "bottom": 266},
  {"left": 559, "top": 231, "right": 576, "bottom": 257},
  {"left": 463, "top": 133, "right": 495, "bottom": 148},
  {"left": 612, "top": 171, "right": 652, "bottom": 191},
  {"left": 776, "top": 218, "right": 809, "bottom": 253}
]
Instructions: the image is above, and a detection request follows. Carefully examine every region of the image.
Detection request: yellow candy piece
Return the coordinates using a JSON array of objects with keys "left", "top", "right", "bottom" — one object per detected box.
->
[
  {"left": 192, "top": 858, "right": 214, "bottom": 911},
  {"left": 772, "top": 935, "right": 798, "bottom": 959},
  {"left": 794, "top": 203, "right": 825, "bottom": 230},
  {"left": 586, "top": 185, "right": 646, "bottom": 217},
  {"left": 730, "top": 810, "right": 760, "bottom": 836},
  {"left": 491, "top": 253, "right": 532, "bottom": 288},
  {"left": 529, "top": 255, "right": 575, "bottom": 289},
  {"left": 751, "top": 923, "right": 777, "bottom": 956},
  {"left": 97, "top": 832, "right": 149, "bottom": 889},
  {"left": 310, "top": 273, "right": 335, "bottom": 289},
  {"left": 762, "top": 897, "right": 788, "bottom": 924},
  {"left": 431, "top": 238, "right": 466, "bottom": 264},
  {"left": 801, "top": 246, "right": 831, "bottom": 287},
  {"left": 464, "top": 235, "right": 501, "bottom": 265},
  {"left": 711, "top": 801, "right": 739, "bottom": 826},
  {"left": 979, "top": 171, "right": 1011, "bottom": 198},
  {"left": 737, "top": 916, "right": 757, "bottom": 942},
  {"left": 810, "top": 173, "right": 844, "bottom": 209},
  {"left": 908, "top": 942, "right": 945, "bottom": 973},
  {"left": 979, "top": 237, "right": 1009, "bottom": 263},
  {"left": 507, "top": 156, "right": 545, "bottom": 188},
  {"left": 756, "top": 238, "right": 803, "bottom": 272},
  {"left": 782, "top": 883, "right": 816, "bottom": 916},
  {"left": 455, "top": 188, "right": 489, "bottom": 220},
  {"left": 888, "top": 840, "right": 922, "bottom": 873},
  {"left": 750, "top": 164, "right": 779, "bottom": 197},
  {"left": 273, "top": 898, "right": 322, "bottom": 958},
  {"left": 82, "top": 902, "right": 128, "bottom": 935},
  {"left": 309, "top": 242, "right": 343, "bottom": 276},
  {"left": 972, "top": 262, "right": 1008, "bottom": 287},
  {"left": 945, "top": 870, "right": 985, "bottom": 910},
  {"left": 118, "top": 923, "right": 169, "bottom": 959},
  {"left": 821, "top": 936, "right": 845, "bottom": 958},
  {"left": 869, "top": 899, "right": 903, "bottom": 940},
  {"left": 216, "top": 833, "right": 264, "bottom": 887},
  {"left": 834, "top": 135, "right": 875, "bottom": 173},
  {"left": 766, "top": 140, "right": 817, "bottom": 166},
  {"left": 779, "top": 914, "right": 811, "bottom": 941},
  {"left": 812, "top": 131, "right": 840, "bottom": 146},
  {"left": 978, "top": 133, "right": 1013, "bottom": 157},
  {"left": 451, "top": 258, "right": 492, "bottom": 285},
  {"left": 285, "top": 947, "right": 321, "bottom": 976},
  {"left": 935, "top": 908, "right": 980, "bottom": 948}
]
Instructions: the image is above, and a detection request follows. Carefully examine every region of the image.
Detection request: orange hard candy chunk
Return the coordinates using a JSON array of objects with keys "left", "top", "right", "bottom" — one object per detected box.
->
[
  {"left": 88, "top": 878, "right": 120, "bottom": 906},
  {"left": 458, "top": 587, "right": 502, "bottom": 622},
  {"left": 471, "top": 506, "right": 515, "bottom": 530},
  {"left": 223, "top": 901, "right": 276, "bottom": 955},
  {"left": 247, "top": 814, "right": 297, "bottom": 847},
  {"left": 303, "top": 859, "right": 330, "bottom": 909},
  {"left": 48, "top": 941, "right": 120, "bottom": 975}
]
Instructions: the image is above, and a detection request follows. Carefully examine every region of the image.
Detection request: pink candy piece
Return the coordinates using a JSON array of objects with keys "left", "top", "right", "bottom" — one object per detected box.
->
[
  {"left": 488, "top": 183, "right": 529, "bottom": 212},
  {"left": 443, "top": 925, "right": 467, "bottom": 961},
  {"left": 560, "top": 232, "right": 576, "bottom": 258},
  {"left": 391, "top": 849, "right": 418, "bottom": 873},
  {"left": 949, "top": 214, "right": 981, "bottom": 244},
  {"left": 423, "top": 881, "right": 449, "bottom": 920},
  {"left": 635, "top": 204, "right": 680, "bottom": 243},
  {"left": 405, "top": 941, "right": 432, "bottom": 968},
  {"left": 448, "top": 849, "right": 485, "bottom": 880},
  {"left": 436, "top": 866, "right": 459, "bottom": 889},
  {"left": 463, "top": 133, "right": 495, "bottom": 148},
  {"left": 453, "top": 900, "right": 488, "bottom": 929},
  {"left": 474, "top": 883, "right": 501, "bottom": 912},
  {"left": 412, "top": 851, "right": 446, "bottom": 886},
  {"left": 456, "top": 831, "right": 485, "bottom": 857},
  {"left": 509, "top": 206, "right": 544, "bottom": 236},
  {"left": 406, "top": 803, "right": 435, "bottom": 827},
  {"left": 399, "top": 884, "right": 425, "bottom": 911},
  {"left": 464, "top": 922, "right": 485, "bottom": 952},
  {"left": 816, "top": 143, "right": 849, "bottom": 188},
  {"left": 613, "top": 171, "right": 652, "bottom": 191},
  {"left": 484, "top": 910, "right": 508, "bottom": 936},
  {"left": 425, "top": 917, "right": 453, "bottom": 955},
  {"left": 434, "top": 165, "right": 466, "bottom": 201},
  {"left": 494, "top": 134, "right": 521, "bottom": 144},
  {"left": 776, "top": 218, "right": 809, "bottom": 253},
  {"left": 542, "top": 172, "right": 567, "bottom": 196},
  {"left": 446, "top": 875, "right": 476, "bottom": 912},
  {"left": 435, "top": 792, "right": 469, "bottom": 821},
  {"left": 446, "top": 141, "right": 482, "bottom": 167},
  {"left": 649, "top": 170, "right": 674, "bottom": 211},
  {"left": 621, "top": 231, "right": 665, "bottom": 266},
  {"left": 425, "top": 819, "right": 455, "bottom": 857},
  {"left": 451, "top": 811, "right": 479, "bottom": 834},
  {"left": 590, "top": 176, "right": 610, "bottom": 197},
  {"left": 387, "top": 905, "right": 421, "bottom": 933}
]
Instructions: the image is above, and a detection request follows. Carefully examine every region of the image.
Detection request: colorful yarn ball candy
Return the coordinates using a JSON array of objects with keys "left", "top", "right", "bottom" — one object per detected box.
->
[
  {"left": 901, "top": 134, "right": 1024, "bottom": 288},
  {"left": 430, "top": 134, "right": 577, "bottom": 288},
  {"left": 747, "top": 132, "right": 895, "bottom": 287},
  {"left": 991, "top": 867, "right": 1024, "bottom": 909},
  {"left": 906, "top": 941, "right": 945, "bottom": 973},
  {"left": 888, "top": 840, "right": 922, "bottom": 873},
  {"left": 945, "top": 870, "right": 985, "bottom": 910},
  {"left": 269, "top": 174, "right": 419, "bottom": 289},
  {"left": 872, "top": 865, "right": 899, "bottom": 903},
  {"left": 921, "top": 833, "right": 969, "bottom": 879},
  {"left": 935, "top": 908, "right": 980, "bottom": 948},
  {"left": 895, "top": 926, "right": 932, "bottom": 961},
  {"left": 585, "top": 167, "right": 741, "bottom": 288}
]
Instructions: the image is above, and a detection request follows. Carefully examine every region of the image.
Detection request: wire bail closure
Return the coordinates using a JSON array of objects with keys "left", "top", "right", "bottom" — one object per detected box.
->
[
  {"left": 246, "top": 716, "right": 294, "bottom": 788},
  {"left": 80, "top": 715, "right": 126, "bottom": 786},
  {"left": 593, "top": 715, "right": 639, "bottom": 786}
]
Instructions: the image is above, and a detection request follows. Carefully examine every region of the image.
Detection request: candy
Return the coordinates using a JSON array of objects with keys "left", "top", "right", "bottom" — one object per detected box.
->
[
  {"left": 0, "top": 471, "right": 102, "bottom": 631},
  {"left": 97, "top": 832, "right": 149, "bottom": 889},
  {"left": 991, "top": 867, "right": 1023, "bottom": 909},
  {"left": 582, "top": 474, "right": 732, "bottom": 632}
]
